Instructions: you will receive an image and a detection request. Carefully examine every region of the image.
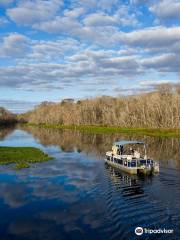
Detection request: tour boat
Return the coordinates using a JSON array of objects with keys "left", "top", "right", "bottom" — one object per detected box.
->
[{"left": 105, "top": 141, "right": 159, "bottom": 175}]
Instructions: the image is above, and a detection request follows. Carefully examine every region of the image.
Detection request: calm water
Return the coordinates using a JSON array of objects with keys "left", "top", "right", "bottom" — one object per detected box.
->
[{"left": 0, "top": 126, "right": 180, "bottom": 240}]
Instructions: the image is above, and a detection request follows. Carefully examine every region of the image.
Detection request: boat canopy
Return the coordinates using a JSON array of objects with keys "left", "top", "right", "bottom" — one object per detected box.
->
[{"left": 114, "top": 140, "right": 145, "bottom": 146}]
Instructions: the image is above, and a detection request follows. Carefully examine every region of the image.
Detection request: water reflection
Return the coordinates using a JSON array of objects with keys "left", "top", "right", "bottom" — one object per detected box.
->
[
  {"left": 0, "top": 126, "right": 15, "bottom": 140},
  {"left": 21, "top": 125, "right": 180, "bottom": 168},
  {"left": 0, "top": 126, "right": 179, "bottom": 240},
  {"left": 105, "top": 164, "right": 144, "bottom": 197}
]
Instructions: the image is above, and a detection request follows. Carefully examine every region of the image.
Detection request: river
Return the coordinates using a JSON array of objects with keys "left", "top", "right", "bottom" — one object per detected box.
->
[{"left": 0, "top": 126, "right": 180, "bottom": 240}]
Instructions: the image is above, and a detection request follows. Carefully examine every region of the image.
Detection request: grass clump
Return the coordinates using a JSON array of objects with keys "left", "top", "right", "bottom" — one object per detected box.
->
[{"left": 0, "top": 146, "right": 53, "bottom": 169}]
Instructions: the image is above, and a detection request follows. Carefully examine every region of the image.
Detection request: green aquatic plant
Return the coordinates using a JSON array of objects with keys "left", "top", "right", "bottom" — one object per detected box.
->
[
  {"left": 0, "top": 146, "right": 53, "bottom": 169},
  {"left": 26, "top": 123, "right": 180, "bottom": 138}
]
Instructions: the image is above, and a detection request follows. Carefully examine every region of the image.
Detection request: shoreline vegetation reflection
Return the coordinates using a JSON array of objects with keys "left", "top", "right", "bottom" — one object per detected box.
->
[
  {"left": 20, "top": 125, "right": 180, "bottom": 169},
  {"left": 25, "top": 123, "right": 180, "bottom": 138},
  {"left": 0, "top": 126, "right": 179, "bottom": 239}
]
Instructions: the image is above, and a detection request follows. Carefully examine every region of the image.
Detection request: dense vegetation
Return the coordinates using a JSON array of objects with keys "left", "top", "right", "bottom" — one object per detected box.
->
[
  {"left": 20, "top": 84, "right": 180, "bottom": 129},
  {"left": 21, "top": 125, "right": 180, "bottom": 166},
  {"left": 0, "top": 107, "right": 17, "bottom": 125},
  {"left": 0, "top": 146, "right": 53, "bottom": 169},
  {"left": 26, "top": 124, "right": 180, "bottom": 137}
]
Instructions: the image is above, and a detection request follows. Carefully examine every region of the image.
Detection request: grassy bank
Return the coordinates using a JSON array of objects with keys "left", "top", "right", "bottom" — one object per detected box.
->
[
  {"left": 25, "top": 123, "right": 180, "bottom": 138},
  {"left": 0, "top": 146, "right": 53, "bottom": 169}
]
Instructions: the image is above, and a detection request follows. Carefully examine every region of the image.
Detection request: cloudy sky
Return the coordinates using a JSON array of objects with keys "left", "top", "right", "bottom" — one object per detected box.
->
[{"left": 0, "top": 0, "right": 180, "bottom": 112}]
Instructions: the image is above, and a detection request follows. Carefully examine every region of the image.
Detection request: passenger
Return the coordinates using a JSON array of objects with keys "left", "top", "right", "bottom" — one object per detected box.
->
[
  {"left": 117, "top": 148, "right": 120, "bottom": 155},
  {"left": 130, "top": 147, "right": 134, "bottom": 154},
  {"left": 112, "top": 145, "right": 118, "bottom": 155},
  {"left": 120, "top": 145, "right": 124, "bottom": 155},
  {"left": 134, "top": 150, "right": 140, "bottom": 159}
]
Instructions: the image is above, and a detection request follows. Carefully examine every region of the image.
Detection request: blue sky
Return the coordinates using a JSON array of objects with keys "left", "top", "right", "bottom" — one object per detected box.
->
[{"left": 0, "top": 0, "right": 180, "bottom": 112}]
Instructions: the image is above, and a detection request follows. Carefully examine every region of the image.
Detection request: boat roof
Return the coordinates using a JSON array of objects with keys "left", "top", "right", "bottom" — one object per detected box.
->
[{"left": 114, "top": 140, "right": 145, "bottom": 146}]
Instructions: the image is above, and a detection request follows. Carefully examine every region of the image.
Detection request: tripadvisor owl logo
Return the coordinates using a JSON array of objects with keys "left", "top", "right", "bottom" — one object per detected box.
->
[{"left": 135, "top": 227, "right": 144, "bottom": 236}]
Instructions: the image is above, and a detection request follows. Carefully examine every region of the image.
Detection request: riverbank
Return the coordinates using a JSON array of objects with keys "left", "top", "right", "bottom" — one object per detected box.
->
[{"left": 25, "top": 123, "right": 180, "bottom": 138}]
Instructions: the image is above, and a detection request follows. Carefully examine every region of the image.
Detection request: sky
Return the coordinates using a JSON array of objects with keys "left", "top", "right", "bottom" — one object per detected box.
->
[{"left": 0, "top": 0, "right": 180, "bottom": 113}]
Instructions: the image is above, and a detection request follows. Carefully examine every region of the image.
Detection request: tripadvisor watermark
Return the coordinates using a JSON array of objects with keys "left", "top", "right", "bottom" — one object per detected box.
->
[{"left": 135, "top": 227, "right": 174, "bottom": 236}]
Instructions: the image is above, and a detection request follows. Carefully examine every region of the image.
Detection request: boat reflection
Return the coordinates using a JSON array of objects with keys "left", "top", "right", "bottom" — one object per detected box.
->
[{"left": 105, "top": 163, "right": 154, "bottom": 198}]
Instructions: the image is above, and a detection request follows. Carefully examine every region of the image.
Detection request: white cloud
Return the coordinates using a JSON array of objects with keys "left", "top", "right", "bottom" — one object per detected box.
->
[
  {"left": 83, "top": 12, "right": 115, "bottom": 26},
  {"left": 35, "top": 16, "right": 119, "bottom": 46},
  {"left": 97, "top": 0, "right": 118, "bottom": 10},
  {"left": 7, "top": 0, "right": 62, "bottom": 25},
  {"left": 0, "top": 0, "right": 180, "bottom": 99},
  {"left": 34, "top": 16, "right": 82, "bottom": 35},
  {"left": 82, "top": 5, "right": 139, "bottom": 28},
  {"left": 0, "top": 33, "right": 30, "bottom": 58},
  {"left": 150, "top": 0, "right": 180, "bottom": 21},
  {"left": 141, "top": 53, "right": 180, "bottom": 72},
  {"left": 29, "top": 38, "right": 80, "bottom": 62},
  {"left": 72, "top": 0, "right": 118, "bottom": 11},
  {"left": 139, "top": 80, "right": 177, "bottom": 86},
  {"left": 34, "top": 4, "right": 138, "bottom": 38},
  {"left": 117, "top": 26, "right": 180, "bottom": 49},
  {"left": 114, "top": 5, "right": 139, "bottom": 26},
  {"left": 0, "top": 26, "right": 180, "bottom": 94},
  {"left": 64, "top": 7, "right": 85, "bottom": 18},
  {"left": 0, "top": 46, "right": 141, "bottom": 91}
]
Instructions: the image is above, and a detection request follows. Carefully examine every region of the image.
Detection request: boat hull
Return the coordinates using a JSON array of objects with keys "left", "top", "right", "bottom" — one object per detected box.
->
[
  {"left": 104, "top": 159, "right": 138, "bottom": 174},
  {"left": 104, "top": 156, "right": 158, "bottom": 175}
]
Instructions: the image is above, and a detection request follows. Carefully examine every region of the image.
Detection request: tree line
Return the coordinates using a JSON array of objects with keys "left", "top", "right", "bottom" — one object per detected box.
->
[
  {"left": 0, "top": 107, "right": 17, "bottom": 125},
  {"left": 19, "top": 84, "right": 180, "bottom": 129}
]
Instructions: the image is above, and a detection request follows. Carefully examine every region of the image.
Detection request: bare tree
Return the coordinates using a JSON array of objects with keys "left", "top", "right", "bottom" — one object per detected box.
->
[{"left": 20, "top": 84, "right": 180, "bottom": 129}]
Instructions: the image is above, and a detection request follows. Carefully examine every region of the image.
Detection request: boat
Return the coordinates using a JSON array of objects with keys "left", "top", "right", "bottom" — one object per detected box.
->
[{"left": 105, "top": 141, "right": 159, "bottom": 175}]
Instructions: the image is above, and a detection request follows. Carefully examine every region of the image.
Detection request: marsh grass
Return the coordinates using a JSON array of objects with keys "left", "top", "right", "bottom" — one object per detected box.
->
[
  {"left": 0, "top": 146, "right": 53, "bottom": 169},
  {"left": 26, "top": 123, "right": 180, "bottom": 138}
]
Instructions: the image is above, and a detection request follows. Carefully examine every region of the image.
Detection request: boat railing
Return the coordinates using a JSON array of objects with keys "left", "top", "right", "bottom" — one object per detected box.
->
[{"left": 106, "top": 151, "right": 158, "bottom": 166}]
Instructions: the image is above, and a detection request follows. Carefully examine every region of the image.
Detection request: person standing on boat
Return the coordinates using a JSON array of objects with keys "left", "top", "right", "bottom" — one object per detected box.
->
[
  {"left": 120, "top": 145, "right": 124, "bottom": 155},
  {"left": 112, "top": 145, "right": 118, "bottom": 155},
  {"left": 130, "top": 147, "right": 135, "bottom": 154}
]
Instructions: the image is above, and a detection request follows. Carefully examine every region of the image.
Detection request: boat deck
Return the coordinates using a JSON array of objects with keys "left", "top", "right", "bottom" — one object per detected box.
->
[{"left": 105, "top": 152, "right": 159, "bottom": 175}]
